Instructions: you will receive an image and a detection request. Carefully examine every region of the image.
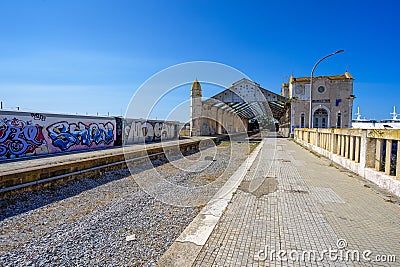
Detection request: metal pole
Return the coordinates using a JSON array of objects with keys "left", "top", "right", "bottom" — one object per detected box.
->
[{"left": 309, "top": 49, "right": 344, "bottom": 128}]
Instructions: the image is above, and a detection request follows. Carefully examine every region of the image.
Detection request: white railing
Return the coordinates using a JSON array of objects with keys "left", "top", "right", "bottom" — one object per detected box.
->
[{"left": 294, "top": 128, "right": 400, "bottom": 196}]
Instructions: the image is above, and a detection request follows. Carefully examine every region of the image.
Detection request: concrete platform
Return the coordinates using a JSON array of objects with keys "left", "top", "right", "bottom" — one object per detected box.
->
[
  {"left": 0, "top": 137, "right": 219, "bottom": 195},
  {"left": 158, "top": 135, "right": 400, "bottom": 266}
]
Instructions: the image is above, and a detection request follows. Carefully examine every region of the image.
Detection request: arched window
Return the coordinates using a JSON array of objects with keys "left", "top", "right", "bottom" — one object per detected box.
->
[
  {"left": 300, "top": 113, "right": 305, "bottom": 128},
  {"left": 337, "top": 112, "right": 342, "bottom": 128}
]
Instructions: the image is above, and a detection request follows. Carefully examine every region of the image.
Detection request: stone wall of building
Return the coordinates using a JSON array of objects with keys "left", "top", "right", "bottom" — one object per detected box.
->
[
  {"left": 190, "top": 79, "right": 250, "bottom": 136},
  {"left": 190, "top": 79, "right": 203, "bottom": 136},
  {"left": 200, "top": 102, "right": 247, "bottom": 135},
  {"left": 282, "top": 72, "right": 354, "bottom": 132}
]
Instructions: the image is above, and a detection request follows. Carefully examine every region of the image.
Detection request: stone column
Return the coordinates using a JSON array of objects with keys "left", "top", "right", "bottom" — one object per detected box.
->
[
  {"left": 385, "top": 139, "right": 392, "bottom": 175},
  {"left": 359, "top": 130, "right": 368, "bottom": 175},
  {"left": 344, "top": 135, "right": 349, "bottom": 159},
  {"left": 364, "top": 135, "right": 376, "bottom": 168},
  {"left": 355, "top": 137, "right": 361, "bottom": 163},
  {"left": 190, "top": 80, "right": 202, "bottom": 136},
  {"left": 340, "top": 135, "right": 345, "bottom": 157},
  {"left": 331, "top": 133, "right": 337, "bottom": 153},
  {"left": 397, "top": 141, "right": 400, "bottom": 178},
  {"left": 375, "top": 139, "right": 383, "bottom": 171},
  {"left": 349, "top": 136, "right": 354, "bottom": 161},
  {"left": 217, "top": 107, "right": 223, "bottom": 134}
]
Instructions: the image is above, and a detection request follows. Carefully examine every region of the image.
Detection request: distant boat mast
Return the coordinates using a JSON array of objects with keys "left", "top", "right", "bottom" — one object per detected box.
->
[
  {"left": 390, "top": 105, "right": 398, "bottom": 120},
  {"left": 355, "top": 106, "right": 362, "bottom": 121}
]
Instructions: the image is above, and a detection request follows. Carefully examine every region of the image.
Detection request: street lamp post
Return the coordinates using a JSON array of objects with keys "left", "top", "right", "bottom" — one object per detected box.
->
[{"left": 309, "top": 49, "right": 344, "bottom": 128}]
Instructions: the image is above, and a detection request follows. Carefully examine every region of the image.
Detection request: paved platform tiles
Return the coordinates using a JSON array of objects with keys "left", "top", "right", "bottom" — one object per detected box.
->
[{"left": 168, "top": 136, "right": 400, "bottom": 266}]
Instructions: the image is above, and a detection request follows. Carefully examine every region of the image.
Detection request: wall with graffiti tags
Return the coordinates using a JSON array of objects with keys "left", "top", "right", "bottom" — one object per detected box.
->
[
  {"left": 123, "top": 119, "right": 179, "bottom": 145},
  {"left": 0, "top": 111, "right": 116, "bottom": 161}
]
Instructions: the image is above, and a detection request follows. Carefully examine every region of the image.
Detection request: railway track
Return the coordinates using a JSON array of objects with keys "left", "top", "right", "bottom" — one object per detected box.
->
[{"left": 0, "top": 137, "right": 220, "bottom": 197}]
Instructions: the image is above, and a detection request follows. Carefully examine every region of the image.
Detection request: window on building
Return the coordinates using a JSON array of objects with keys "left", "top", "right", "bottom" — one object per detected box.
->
[
  {"left": 337, "top": 112, "right": 342, "bottom": 128},
  {"left": 317, "top": 86, "right": 326, "bottom": 94},
  {"left": 300, "top": 113, "right": 305, "bottom": 128}
]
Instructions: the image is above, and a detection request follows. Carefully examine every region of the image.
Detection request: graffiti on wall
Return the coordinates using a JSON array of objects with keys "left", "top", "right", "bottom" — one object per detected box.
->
[
  {"left": 0, "top": 117, "right": 45, "bottom": 157},
  {"left": 30, "top": 113, "right": 47, "bottom": 121},
  {"left": 124, "top": 120, "right": 177, "bottom": 144},
  {"left": 0, "top": 111, "right": 184, "bottom": 161},
  {"left": 47, "top": 121, "right": 115, "bottom": 151}
]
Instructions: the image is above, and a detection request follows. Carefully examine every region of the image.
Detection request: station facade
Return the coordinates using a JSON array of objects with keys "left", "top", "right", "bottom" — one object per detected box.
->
[
  {"left": 281, "top": 71, "right": 355, "bottom": 132},
  {"left": 190, "top": 72, "right": 355, "bottom": 136}
]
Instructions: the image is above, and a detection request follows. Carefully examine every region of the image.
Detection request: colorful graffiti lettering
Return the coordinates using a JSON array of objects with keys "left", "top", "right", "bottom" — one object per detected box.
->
[
  {"left": 47, "top": 121, "right": 115, "bottom": 151},
  {"left": 124, "top": 120, "right": 177, "bottom": 144},
  {"left": 30, "top": 113, "right": 46, "bottom": 121},
  {"left": 0, "top": 118, "right": 45, "bottom": 157}
]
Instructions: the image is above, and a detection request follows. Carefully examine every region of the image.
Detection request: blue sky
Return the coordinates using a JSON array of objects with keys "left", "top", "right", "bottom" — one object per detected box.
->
[{"left": 0, "top": 0, "right": 399, "bottom": 121}]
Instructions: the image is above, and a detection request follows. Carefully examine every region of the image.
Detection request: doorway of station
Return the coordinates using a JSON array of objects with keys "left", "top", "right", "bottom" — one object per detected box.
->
[
  {"left": 248, "top": 118, "right": 259, "bottom": 132},
  {"left": 313, "top": 108, "right": 329, "bottom": 128}
]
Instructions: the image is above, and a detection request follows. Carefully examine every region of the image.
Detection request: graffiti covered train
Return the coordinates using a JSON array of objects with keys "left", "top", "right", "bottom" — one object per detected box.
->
[{"left": 0, "top": 111, "right": 181, "bottom": 161}]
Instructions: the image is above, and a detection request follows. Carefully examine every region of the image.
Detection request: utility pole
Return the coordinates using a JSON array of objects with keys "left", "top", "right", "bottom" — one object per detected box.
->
[{"left": 309, "top": 50, "right": 344, "bottom": 128}]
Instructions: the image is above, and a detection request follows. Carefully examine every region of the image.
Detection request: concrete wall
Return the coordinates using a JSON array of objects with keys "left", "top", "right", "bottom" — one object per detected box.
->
[
  {"left": 0, "top": 110, "right": 182, "bottom": 161},
  {"left": 291, "top": 99, "right": 310, "bottom": 129},
  {"left": 294, "top": 128, "right": 400, "bottom": 197},
  {"left": 123, "top": 119, "right": 179, "bottom": 145},
  {"left": 0, "top": 111, "right": 116, "bottom": 161}
]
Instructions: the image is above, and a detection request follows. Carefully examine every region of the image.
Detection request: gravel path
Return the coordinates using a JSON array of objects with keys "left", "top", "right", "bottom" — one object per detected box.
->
[{"left": 0, "top": 141, "right": 255, "bottom": 266}]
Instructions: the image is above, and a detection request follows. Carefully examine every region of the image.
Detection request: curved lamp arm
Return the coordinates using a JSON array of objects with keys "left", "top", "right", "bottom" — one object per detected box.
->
[{"left": 309, "top": 49, "right": 344, "bottom": 128}]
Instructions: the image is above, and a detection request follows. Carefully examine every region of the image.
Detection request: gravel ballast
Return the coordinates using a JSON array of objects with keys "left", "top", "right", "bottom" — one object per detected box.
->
[{"left": 0, "top": 141, "right": 255, "bottom": 266}]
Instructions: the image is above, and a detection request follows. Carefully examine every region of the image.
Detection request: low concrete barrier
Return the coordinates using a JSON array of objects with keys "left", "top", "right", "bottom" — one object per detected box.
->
[
  {"left": 0, "top": 137, "right": 219, "bottom": 197},
  {"left": 294, "top": 128, "right": 400, "bottom": 197}
]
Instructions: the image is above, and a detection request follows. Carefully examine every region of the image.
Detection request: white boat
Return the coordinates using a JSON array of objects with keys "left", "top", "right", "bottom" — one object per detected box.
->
[
  {"left": 352, "top": 106, "right": 400, "bottom": 129},
  {"left": 378, "top": 106, "right": 400, "bottom": 129},
  {"left": 352, "top": 107, "right": 378, "bottom": 129}
]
